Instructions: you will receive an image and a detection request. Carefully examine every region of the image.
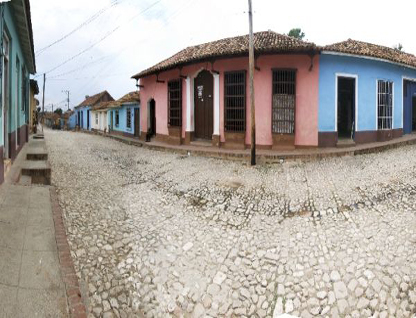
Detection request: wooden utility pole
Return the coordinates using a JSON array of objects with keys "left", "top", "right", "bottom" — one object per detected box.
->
[
  {"left": 62, "top": 89, "right": 70, "bottom": 110},
  {"left": 41, "top": 73, "right": 46, "bottom": 132},
  {"left": 248, "top": 0, "right": 256, "bottom": 165}
]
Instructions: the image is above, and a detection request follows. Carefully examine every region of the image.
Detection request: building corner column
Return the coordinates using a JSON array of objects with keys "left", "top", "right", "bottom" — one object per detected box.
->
[
  {"left": 212, "top": 73, "right": 220, "bottom": 147},
  {"left": 185, "top": 76, "right": 194, "bottom": 144}
]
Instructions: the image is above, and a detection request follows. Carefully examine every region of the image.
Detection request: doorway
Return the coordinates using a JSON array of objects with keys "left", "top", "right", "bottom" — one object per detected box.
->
[
  {"left": 403, "top": 80, "right": 416, "bottom": 134},
  {"left": 134, "top": 108, "right": 140, "bottom": 137},
  {"left": 148, "top": 99, "right": 156, "bottom": 137},
  {"left": 194, "top": 70, "right": 213, "bottom": 139},
  {"left": 110, "top": 111, "right": 113, "bottom": 131},
  {"left": 2, "top": 32, "right": 10, "bottom": 159},
  {"left": 337, "top": 76, "right": 356, "bottom": 139},
  {"left": 87, "top": 110, "right": 90, "bottom": 129}
]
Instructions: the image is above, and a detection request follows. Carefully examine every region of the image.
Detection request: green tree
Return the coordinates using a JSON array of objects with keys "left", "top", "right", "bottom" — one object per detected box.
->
[
  {"left": 54, "top": 108, "right": 63, "bottom": 116},
  {"left": 393, "top": 43, "right": 403, "bottom": 51},
  {"left": 288, "top": 28, "right": 305, "bottom": 40}
]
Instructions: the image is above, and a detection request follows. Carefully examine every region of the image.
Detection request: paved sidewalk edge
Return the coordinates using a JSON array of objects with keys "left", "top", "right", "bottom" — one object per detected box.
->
[{"left": 50, "top": 186, "right": 88, "bottom": 318}]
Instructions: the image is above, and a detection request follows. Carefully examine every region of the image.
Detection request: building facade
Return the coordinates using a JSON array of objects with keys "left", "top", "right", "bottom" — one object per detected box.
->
[
  {"left": 75, "top": 91, "right": 114, "bottom": 131},
  {"left": 132, "top": 32, "right": 416, "bottom": 150},
  {"left": 0, "top": 0, "right": 36, "bottom": 183},
  {"left": 133, "top": 31, "right": 319, "bottom": 149},
  {"left": 107, "top": 91, "right": 140, "bottom": 138}
]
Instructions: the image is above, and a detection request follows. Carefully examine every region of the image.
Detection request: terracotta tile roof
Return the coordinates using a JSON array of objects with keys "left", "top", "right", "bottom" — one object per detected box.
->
[
  {"left": 323, "top": 39, "right": 416, "bottom": 68},
  {"left": 92, "top": 101, "right": 114, "bottom": 111},
  {"left": 132, "top": 31, "right": 317, "bottom": 79},
  {"left": 76, "top": 91, "right": 114, "bottom": 108},
  {"left": 107, "top": 91, "right": 140, "bottom": 109}
]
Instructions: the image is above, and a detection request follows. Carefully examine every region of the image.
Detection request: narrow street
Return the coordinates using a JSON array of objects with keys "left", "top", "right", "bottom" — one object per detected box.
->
[{"left": 46, "top": 129, "right": 416, "bottom": 318}]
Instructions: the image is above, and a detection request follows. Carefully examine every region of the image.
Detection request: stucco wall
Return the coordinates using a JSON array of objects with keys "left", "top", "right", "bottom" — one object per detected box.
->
[
  {"left": 319, "top": 53, "right": 416, "bottom": 132},
  {"left": 0, "top": 4, "right": 31, "bottom": 147},
  {"left": 108, "top": 104, "right": 140, "bottom": 135},
  {"left": 139, "top": 54, "right": 319, "bottom": 146}
]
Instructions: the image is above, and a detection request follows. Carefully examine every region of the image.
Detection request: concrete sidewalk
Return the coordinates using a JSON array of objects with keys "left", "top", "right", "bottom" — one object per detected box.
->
[{"left": 0, "top": 137, "right": 71, "bottom": 317}]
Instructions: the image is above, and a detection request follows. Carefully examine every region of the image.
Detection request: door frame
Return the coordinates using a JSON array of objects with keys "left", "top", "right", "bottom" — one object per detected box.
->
[
  {"left": 134, "top": 107, "right": 140, "bottom": 137},
  {"left": 335, "top": 73, "right": 358, "bottom": 135},
  {"left": 402, "top": 76, "right": 416, "bottom": 133},
  {"left": 147, "top": 99, "right": 156, "bottom": 136},
  {"left": 2, "top": 31, "right": 10, "bottom": 158}
]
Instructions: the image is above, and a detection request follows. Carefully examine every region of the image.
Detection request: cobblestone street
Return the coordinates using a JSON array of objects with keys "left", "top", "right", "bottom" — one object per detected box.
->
[{"left": 46, "top": 129, "right": 416, "bottom": 318}]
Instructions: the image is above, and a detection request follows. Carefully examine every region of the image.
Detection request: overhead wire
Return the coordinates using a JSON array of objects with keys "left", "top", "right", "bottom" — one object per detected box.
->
[
  {"left": 42, "top": 0, "right": 163, "bottom": 75},
  {"left": 35, "top": 0, "right": 122, "bottom": 56}
]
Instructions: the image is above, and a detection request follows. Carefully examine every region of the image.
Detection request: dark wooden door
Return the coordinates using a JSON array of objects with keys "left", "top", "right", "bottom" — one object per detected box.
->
[
  {"left": 134, "top": 108, "right": 140, "bottom": 137},
  {"left": 194, "top": 70, "right": 213, "bottom": 139},
  {"left": 149, "top": 100, "right": 156, "bottom": 136}
]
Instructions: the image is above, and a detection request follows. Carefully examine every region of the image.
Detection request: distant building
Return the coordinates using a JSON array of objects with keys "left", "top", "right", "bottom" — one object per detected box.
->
[
  {"left": 29, "top": 79, "right": 39, "bottom": 133},
  {"left": 74, "top": 91, "right": 114, "bottom": 131},
  {"left": 0, "top": 0, "right": 36, "bottom": 184},
  {"left": 106, "top": 91, "right": 140, "bottom": 137}
]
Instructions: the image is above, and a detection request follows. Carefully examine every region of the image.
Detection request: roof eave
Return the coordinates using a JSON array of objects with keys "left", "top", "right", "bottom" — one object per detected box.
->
[{"left": 132, "top": 47, "right": 318, "bottom": 80}]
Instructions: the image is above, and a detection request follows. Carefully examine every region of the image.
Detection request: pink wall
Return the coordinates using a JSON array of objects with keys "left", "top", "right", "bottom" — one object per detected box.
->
[{"left": 138, "top": 54, "right": 319, "bottom": 146}]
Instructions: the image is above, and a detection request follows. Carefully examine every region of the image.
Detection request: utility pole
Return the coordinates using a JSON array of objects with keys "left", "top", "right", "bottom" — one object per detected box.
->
[
  {"left": 62, "top": 90, "right": 70, "bottom": 110},
  {"left": 41, "top": 73, "right": 46, "bottom": 132},
  {"left": 51, "top": 104, "right": 53, "bottom": 113},
  {"left": 248, "top": 0, "right": 256, "bottom": 166}
]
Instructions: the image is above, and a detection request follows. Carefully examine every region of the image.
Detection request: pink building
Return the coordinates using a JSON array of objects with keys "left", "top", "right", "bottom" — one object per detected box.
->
[{"left": 132, "top": 31, "right": 320, "bottom": 149}]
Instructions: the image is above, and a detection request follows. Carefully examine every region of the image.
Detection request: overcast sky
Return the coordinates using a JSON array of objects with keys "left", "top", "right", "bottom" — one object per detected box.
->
[{"left": 31, "top": 0, "right": 416, "bottom": 111}]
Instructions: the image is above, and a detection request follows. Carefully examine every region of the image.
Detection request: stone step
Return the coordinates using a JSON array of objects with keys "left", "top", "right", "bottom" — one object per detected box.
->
[
  {"left": 18, "top": 175, "right": 32, "bottom": 186},
  {"left": 20, "top": 160, "right": 51, "bottom": 185},
  {"left": 26, "top": 147, "right": 48, "bottom": 161},
  {"left": 33, "top": 134, "right": 44, "bottom": 140},
  {"left": 337, "top": 138, "right": 356, "bottom": 148}
]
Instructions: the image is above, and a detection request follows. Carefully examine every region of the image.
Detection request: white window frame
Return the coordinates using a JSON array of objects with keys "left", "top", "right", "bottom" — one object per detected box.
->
[
  {"left": 376, "top": 79, "right": 394, "bottom": 130},
  {"left": 334, "top": 73, "right": 358, "bottom": 132},
  {"left": 95, "top": 113, "right": 98, "bottom": 125}
]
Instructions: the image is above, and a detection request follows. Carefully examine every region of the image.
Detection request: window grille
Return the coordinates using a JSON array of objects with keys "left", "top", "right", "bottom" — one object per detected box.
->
[
  {"left": 168, "top": 79, "right": 182, "bottom": 126},
  {"left": 377, "top": 80, "right": 393, "bottom": 130},
  {"left": 95, "top": 113, "right": 98, "bottom": 125},
  {"left": 224, "top": 71, "right": 246, "bottom": 132},
  {"left": 272, "top": 69, "right": 296, "bottom": 134},
  {"left": 115, "top": 110, "right": 119, "bottom": 126},
  {"left": 127, "top": 108, "right": 131, "bottom": 128}
]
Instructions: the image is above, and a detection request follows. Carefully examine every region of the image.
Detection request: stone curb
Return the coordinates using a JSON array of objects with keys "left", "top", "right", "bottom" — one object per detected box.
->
[
  {"left": 76, "top": 129, "right": 416, "bottom": 163},
  {"left": 50, "top": 186, "right": 88, "bottom": 318}
]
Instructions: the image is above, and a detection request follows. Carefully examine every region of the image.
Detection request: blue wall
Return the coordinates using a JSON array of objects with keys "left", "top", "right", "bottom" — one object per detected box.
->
[
  {"left": 68, "top": 113, "right": 77, "bottom": 129},
  {"left": 0, "top": 4, "right": 31, "bottom": 145},
  {"left": 75, "top": 106, "right": 91, "bottom": 130},
  {"left": 108, "top": 103, "right": 140, "bottom": 135},
  {"left": 319, "top": 54, "right": 416, "bottom": 132}
]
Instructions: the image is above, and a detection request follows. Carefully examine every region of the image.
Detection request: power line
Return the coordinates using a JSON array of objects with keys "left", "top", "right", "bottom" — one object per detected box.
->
[
  {"left": 48, "top": 55, "right": 110, "bottom": 79},
  {"left": 42, "top": 0, "right": 163, "bottom": 75},
  {"left": 35, "top": 0, "right": 121, "bottom": 56}
]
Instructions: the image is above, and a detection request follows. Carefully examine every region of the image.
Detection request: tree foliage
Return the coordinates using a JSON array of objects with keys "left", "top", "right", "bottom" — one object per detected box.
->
[
  {"left": 54, "top": 108, "right": 63, "bottom": 116},
  {"left": 393, "top": 43, "right": 403, "bottom": 51},
  {"left": 288, "top": 28, "right": 305, "bottom": 40}
]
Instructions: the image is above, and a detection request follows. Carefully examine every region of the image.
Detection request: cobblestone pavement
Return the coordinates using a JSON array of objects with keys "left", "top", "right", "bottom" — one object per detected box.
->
[{"left": 45, "top": 129, "right": 416, "bottom": 318}]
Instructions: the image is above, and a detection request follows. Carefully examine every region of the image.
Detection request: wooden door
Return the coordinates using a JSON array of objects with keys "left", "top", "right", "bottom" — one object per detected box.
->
[
  {"left": 149, "top": 100, "right": 156, "bottom": 136},
  {"left": 194, "top": 70, "right": 213, "bottom": 139},
  {"left": 134, "top": 108, "right": 140, "bottom": 137}
]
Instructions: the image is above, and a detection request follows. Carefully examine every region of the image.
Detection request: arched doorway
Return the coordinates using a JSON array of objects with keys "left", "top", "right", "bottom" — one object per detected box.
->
[
  {"left": 194, "top": 70, "right": 213, "bottom": 140},
  {"left": 148, "top": 99, "right": 156, "bottom": 137}
]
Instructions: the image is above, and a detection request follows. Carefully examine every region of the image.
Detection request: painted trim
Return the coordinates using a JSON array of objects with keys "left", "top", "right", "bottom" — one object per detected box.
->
[
  {"left": 335, "top": 73, "right": 358, "bottom": 132},
  {"left": 186, "top": 76, "right": 191, "bottom": 132},
  {"left": 322, "top": 51, "right": 416, "bottom": 72},
  {"left": 213, "top": 73, "right": 220, "bottom": 135}
]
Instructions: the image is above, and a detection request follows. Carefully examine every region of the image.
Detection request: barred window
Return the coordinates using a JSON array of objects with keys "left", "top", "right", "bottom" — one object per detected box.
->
[
  {"left": 225, "top": 71, "right": 246, "bottom": 132},
  {"left": 127, "top": 108, "right": 131, "bottom": 128},
  {"left": 272, "top": 69, "right": 296, "bottom": 134},
  {"left": 95, "top": 113, "right": 98, "bottom": 125},
  {"left": 377, "top": 80, "right": 393, "bottom": 130},
  {"left": 115, "top": 110, "right": 119, "bottom": 127},
  {"left": 168, "top": 79, "right": 182, "bottom": 126}
]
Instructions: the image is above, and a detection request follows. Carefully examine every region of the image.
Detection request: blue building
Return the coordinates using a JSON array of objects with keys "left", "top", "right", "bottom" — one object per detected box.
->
[
  {"left": 0, "top": 0, "right": 36, "bottom": 183},
  {"left": 318, "top": 39, "right": 416, "bottom": 146},
  {"left": 107, "top": 91, "right": 140, "bottom": 138},
  {"left": 74, "top": 91, "right": 114, "bottom": 130}
]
